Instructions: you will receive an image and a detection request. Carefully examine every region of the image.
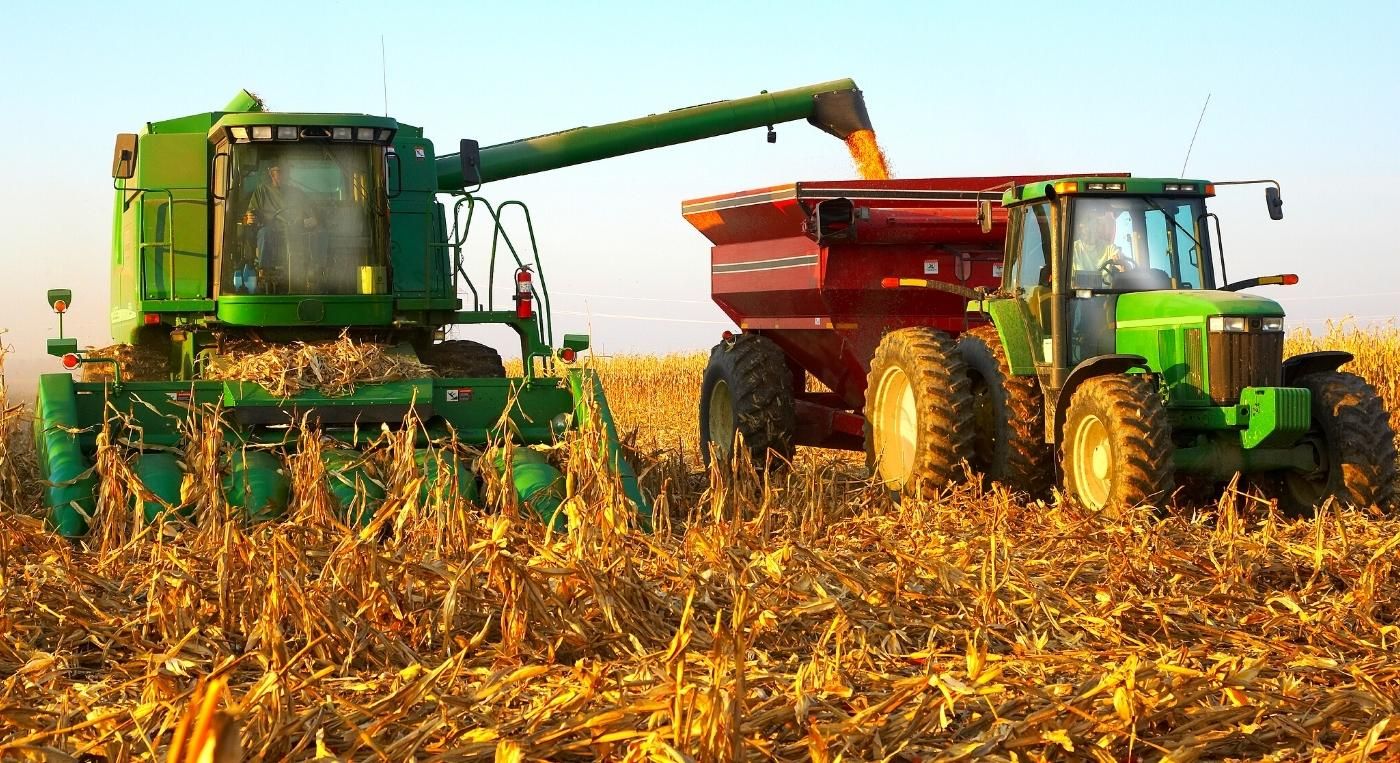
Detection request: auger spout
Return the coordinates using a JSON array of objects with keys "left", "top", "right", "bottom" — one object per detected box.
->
[{"left": 436, "top": 78, "right": 872, "bottom": 190}]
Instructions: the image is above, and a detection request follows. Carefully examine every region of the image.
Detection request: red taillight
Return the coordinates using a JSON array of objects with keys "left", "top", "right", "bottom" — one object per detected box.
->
[
  {"left": 143, "top": 313, "right": 161, "bottom": 325},
  {"left": 880, "top": 277, "right": 900, "bottom": 289},
  {"left": 53, "top": 299, "right": 67, "bottom": 314},
  {"left": 559, "top": 347, "right": 577, "bottom": 363},
  {"left": 61, "top": 353, "right": 80, "bottom": 370},
  {"left": 1282, "top": 273, "right": 1299, "bottom": 285},
  {"left": 515, "top": 269, "right": 533, "bottom": 319}
]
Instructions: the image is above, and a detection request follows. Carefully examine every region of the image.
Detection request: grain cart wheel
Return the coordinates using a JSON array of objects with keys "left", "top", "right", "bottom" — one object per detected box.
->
[
  {"left": 1269, "top": 371, "right": 1397, "bottom": 515},
  {"left": 1061, "top": 374, "right": 1173, "bottom": 515},
  {"left": 957, "top": 325, "right": 1051, "bottom": 494},
  {"left": 699, "top": 333, "right": 796, "bottom": 468},
  {"left": 864, "top": 328, "right": 973, "bottom": 500},
  {"left": 420, "top": 340, "right": 506, "bottom": 378}
]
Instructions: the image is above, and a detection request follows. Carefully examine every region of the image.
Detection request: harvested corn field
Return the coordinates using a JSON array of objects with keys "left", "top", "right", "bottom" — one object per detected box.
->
[{"left": 1, "top": 325, "right": 1399, "bottom": 761}]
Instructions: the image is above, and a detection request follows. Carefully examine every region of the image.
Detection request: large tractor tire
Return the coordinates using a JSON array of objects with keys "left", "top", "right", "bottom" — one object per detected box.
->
[
  {"left": 699, "top": 333, "right": 796, "bottom": 468},
  {"left": 1268, "top": 371, "right": 1397, "bottom": 515},
  {"left": 864, "top": 328, "right": 973, "bottom": 500},
  {"left": 1061, "top": 374, "right": 1174, "bottom": 514},
  {"left": 957, "top": 325, "right": 1052, "bottom": 494},
  {"left": 420, "top": 340, "right": 506, "bottom": 378}
]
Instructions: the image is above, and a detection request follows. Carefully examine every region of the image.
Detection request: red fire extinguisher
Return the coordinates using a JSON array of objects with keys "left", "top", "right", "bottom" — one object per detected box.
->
[{"left": 514, "top": 267, "right": 534, "bottom": 319}]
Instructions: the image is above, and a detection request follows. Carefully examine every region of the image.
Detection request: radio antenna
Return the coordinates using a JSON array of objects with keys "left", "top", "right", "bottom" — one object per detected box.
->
[
  {"left": 380, "top": 35, "right": 389, "bottom": 116},
  {"left": 1179, "top": 93, "right": 1211, "bottom": 176}
]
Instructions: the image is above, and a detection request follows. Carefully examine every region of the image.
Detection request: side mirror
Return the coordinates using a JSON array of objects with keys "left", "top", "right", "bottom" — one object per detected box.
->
[
  {"left": 112, "top": 133, "right": 138, "bottom": 179},
  {"left": 1265, "top": 186, "right": 1283, "bottom": 220},
  {"left": 459, "top": 138, "right": 482, "bottom": 187},
  {"left": 977, "top": 200, "right": 994, "bottom": 233}
]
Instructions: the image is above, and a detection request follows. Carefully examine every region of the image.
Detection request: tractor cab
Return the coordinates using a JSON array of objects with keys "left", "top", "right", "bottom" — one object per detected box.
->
[{"left": 997, "top": 177, "right": 1288, "bottom": 392}]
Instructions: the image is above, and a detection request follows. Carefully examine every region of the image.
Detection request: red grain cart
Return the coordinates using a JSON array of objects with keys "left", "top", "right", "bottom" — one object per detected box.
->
[{"left": 682, "top": 176, "right": 1072, "bottom": 475}]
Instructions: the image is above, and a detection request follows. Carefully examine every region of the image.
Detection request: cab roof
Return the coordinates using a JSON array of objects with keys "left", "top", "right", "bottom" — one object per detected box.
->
[{"left": 1004, "top": 176, "right": 1213, "bottom": 206}]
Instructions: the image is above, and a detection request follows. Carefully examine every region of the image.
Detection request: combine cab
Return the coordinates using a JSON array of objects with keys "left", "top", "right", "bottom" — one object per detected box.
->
[
  {"left": 37, "top": 80, "right": 878, "bottom": 537},
  {"left": 686, "top": 176, "right": 1397, "bottom": 514}
]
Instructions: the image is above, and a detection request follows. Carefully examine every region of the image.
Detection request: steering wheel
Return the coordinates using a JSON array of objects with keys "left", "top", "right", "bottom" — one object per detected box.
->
[{"left": 1098, "top": 256, "right": 1134, "bottom": 286}]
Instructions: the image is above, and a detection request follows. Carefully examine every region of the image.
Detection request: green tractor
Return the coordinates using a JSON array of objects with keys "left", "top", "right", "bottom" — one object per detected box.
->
[
  {"left": 36, "top": 82, "right": 876, "bottom": 537},
  {"left": 884, "top": 177, "right": 1396, "bottom": 513}
]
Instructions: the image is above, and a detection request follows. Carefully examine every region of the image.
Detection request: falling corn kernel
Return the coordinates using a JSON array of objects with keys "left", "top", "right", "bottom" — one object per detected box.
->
[{"left": 845, "top": 129, "right": 892, "bottom": 180}]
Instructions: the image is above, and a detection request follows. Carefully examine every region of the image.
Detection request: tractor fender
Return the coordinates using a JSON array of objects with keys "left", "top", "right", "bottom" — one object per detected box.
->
[
  {"left": 1049, "top": 354, "right": 1150, "bottom": 443},
  {"left": 1282, "top": 350, "right": 1352, "bottom": 385}
]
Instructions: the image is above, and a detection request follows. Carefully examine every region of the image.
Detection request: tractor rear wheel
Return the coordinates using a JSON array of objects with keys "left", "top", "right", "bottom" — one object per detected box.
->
[
  {"left": 420, "top": 340, "right": 506, "bottom": 378},
  {"left": 864, "top": 328, "right": 973, "bottom": 499},
  {"left": 1269, "top": 371, "right": 1396, "bottom": 515},
  {"left": 958, "top": 325, "right": 1051, "bottom": 494},
  {"left": 699, "top": 333, "right": 796, "bottom": 468},
  {"left": 1061, "top": 374, "right": 1173, "bottom": 515}
]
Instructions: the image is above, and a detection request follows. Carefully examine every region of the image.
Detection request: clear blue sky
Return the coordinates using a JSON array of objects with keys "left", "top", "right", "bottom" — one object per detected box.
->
[{"left": 1, "top": 1, "right": 1397, "bottom": 389}]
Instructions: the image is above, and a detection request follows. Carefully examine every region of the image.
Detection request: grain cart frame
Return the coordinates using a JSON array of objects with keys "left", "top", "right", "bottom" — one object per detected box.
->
[
  {"left": 37, "top": 81, "right": 876, "bottom": 537},
  {"left": 687, "top": 176, "right": 1396, "bottom": 514}
]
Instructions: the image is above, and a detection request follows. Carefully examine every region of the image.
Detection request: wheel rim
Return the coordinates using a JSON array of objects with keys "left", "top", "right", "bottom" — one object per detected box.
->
[
  {"left": 1071, "top": 413, "right": 1112, "bottom": 510},
  {"left": 874, "top": 366, "right": 918, "bottom": 486},
  {"left": 708, "top": 379, "right": 735, "bottom": 459}
]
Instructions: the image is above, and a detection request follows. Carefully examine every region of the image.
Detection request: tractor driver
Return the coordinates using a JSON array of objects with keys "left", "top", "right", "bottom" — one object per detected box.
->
[
  {"left": 242, "top": 163, "right": 322, "bottom": 291},
  {"left": 1071, "top": 204, "right": 1132, "bottom": 288}
]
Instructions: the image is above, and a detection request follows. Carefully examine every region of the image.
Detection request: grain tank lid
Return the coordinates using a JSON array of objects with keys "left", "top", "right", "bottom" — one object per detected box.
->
[{"left": 681, "top": 178, "right": 1024, "bottom": 247}]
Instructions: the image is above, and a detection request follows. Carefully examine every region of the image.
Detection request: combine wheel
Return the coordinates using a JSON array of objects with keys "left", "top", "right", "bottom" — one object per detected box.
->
[
  {"left": 421, "top": 340, "right": 506, "bottom": 378},
  {"left": 699, "top": 333, "right": 796, "bottom": 468},
  {"left": 1268, "top": 371, "right": 1397, "bottom": 515},
  {"left": 957, "top": 325, "right": 1051, "bottom": 494},
  {"left": 863, "top": 328, "right": 973, "bottom": 500},
  {"left": 1061, "top": 375, "right": 1173, "bottom": 515}
]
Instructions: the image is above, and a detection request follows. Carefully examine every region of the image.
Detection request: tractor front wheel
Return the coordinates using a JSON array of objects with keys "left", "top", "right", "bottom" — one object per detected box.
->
[
  {"left": 958, "top": 325, "right": 1051, "bottom": 495},
  {"left": 699, "top": 333, "right": 796, "bottom": 468},
  {"left": 864, "top": 328, "right": 973, "bottom": 500},
  {"left": 1061, "top": 374, "right": 1173, "bottom": 515},
  {"left": 1270, "top": 371, "right": 1396, "bottom": 515}
]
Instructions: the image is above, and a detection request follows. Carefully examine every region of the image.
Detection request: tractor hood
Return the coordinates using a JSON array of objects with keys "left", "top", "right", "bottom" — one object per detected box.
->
[{"left": 1116, "top": 290, "right": 1284, "bottom": 325}]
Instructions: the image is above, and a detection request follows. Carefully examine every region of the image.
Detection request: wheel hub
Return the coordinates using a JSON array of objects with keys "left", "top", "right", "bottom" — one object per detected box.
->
[
  {"left": 874, "top": 367, "right": 917, "bottom": 486},
  {"left": 1072, "top": 413, "right": 1112, "bottom": 510},
  {"left": 708, "top": 379, "right": 735, "bottom": 459}
]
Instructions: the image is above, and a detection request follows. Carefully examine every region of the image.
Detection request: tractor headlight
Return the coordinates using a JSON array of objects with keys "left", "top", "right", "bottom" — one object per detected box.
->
[
  {"left": 276, "top": 125, "right": 298, "bottom": 141},
  {"left": 250, "top": 125, "right": 273, "bottom": 141},
  {"left": 1208, "top": 316, "right": 1248, "bottom": 332},
  {"left": 1262, "top": 316, "right": 1285, "bottom": 332}
]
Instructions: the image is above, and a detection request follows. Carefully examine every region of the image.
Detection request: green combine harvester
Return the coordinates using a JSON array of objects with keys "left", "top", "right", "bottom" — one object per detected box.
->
[{"left": 36, "top": 81, "right": 876, "bottom": 537}]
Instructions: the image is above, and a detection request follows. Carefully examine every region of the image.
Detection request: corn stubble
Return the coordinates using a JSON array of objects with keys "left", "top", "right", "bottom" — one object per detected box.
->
[{"left": 1, "top": 326, "right": 1399, "bottom": 761}]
